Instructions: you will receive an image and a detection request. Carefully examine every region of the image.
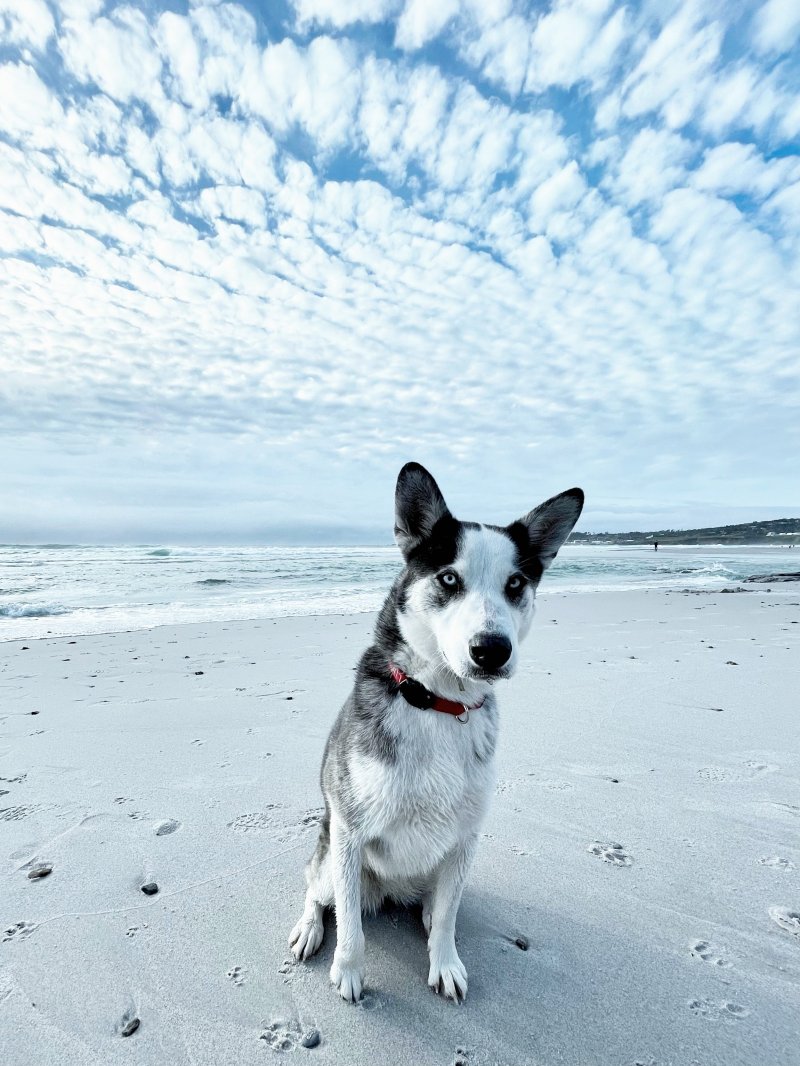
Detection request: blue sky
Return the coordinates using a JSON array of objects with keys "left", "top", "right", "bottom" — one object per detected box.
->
[{"left": 1, "top": 0, "right": 799, "bottom": 542}]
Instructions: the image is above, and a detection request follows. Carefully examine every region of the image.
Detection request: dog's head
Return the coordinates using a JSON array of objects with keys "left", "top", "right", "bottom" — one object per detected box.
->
[{"left": 394, "top": 462, "right": 583, "bottom": 683}]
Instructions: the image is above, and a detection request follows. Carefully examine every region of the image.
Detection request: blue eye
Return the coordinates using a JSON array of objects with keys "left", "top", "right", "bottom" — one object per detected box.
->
[
  {"left": 506, "top": 574, "right": 525, "bottom": 594},
  {"left": 438, "top": 570, "right": 458, "bottom": 587}
]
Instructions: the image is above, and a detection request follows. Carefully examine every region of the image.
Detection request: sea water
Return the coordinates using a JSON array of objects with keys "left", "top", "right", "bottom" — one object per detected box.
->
[{"left": 0, "top": 542, "right": 797, "bottom": 641}]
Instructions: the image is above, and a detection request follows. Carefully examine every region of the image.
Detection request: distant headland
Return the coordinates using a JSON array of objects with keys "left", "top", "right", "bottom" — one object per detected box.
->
[{"left": 570, "top": 518, "right": 800, "bottom": 546}]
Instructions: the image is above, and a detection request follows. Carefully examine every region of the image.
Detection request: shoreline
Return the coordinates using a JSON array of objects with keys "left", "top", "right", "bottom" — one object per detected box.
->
[{"left": 3, "top": 578, "right": 800, "bottom": 645}]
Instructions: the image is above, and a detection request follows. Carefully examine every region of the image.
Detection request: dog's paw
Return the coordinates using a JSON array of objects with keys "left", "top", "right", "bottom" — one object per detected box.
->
[
  {"left": 428, "top": 949, "right": 468, "bottom": 1003},
  {"left": 288, "top": 913, "right": 324, "bottom": 961},
  {"left": 330, "top": 954, "right": 364, "bottom": 1003}
]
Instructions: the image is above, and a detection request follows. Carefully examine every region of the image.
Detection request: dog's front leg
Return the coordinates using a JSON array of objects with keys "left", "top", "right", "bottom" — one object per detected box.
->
[
  {"left": 427, "top": 834, "right": 477, "bottom": 1002},
  {"left": 329, "top": 814, "right": 365, "bottom": 1002}
]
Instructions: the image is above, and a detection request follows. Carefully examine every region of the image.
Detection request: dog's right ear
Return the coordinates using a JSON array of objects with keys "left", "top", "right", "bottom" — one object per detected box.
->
[{"left": 394, "top": 462, "right": 451, "bottom": 559}]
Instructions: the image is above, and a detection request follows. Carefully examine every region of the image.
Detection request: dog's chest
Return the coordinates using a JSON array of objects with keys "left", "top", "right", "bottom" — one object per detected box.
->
[{"left": 352, "top": 702, "right": 496, "bottom": 875}]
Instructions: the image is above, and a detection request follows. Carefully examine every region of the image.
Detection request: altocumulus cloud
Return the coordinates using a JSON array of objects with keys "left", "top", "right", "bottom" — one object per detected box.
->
[{"left": 0, "top": 0, "right": 798, "bottom": 541}]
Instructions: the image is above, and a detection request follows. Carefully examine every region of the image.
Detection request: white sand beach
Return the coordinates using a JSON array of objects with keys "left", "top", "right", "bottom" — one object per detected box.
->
[{"left": 1, "top": 588, "right": 798, "bottom": 1065}]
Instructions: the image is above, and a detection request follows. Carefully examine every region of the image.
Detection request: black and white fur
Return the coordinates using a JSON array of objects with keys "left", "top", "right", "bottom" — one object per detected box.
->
[{"left": 289, "top": 463, "right": 584, "bottom": 1002}]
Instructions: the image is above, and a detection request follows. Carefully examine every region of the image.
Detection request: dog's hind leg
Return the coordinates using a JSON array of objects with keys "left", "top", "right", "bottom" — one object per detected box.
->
[{"left": 289, "top": 823, "right": 334, "bottom": 961}]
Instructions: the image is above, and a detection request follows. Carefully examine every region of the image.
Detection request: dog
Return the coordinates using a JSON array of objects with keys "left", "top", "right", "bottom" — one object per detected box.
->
[{"left": 289, "top": 462, "right": 583, "bottom": 1002}]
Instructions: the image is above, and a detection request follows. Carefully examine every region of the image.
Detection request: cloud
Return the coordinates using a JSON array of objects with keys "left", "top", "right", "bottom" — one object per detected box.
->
[
  {"left": 0, "top": 0, "right": 798, "bottom": 539},
  {"left": 395, "top": 0, "right": 460, "bottom": 51},
  {"left": 0, "top": 0, "right": 54, "bottom": 50},
  {"left": 524, "top": 0, "right": 629, "bottom": 94},
  {"left": 60, "top": 7, "right": 163, "bottom": 105},
  {"left": 753, "top": 0, "right": 800, "bottom": 55},
  {"left": 0, "top": 62, "right": 63, "bottom": 137}
]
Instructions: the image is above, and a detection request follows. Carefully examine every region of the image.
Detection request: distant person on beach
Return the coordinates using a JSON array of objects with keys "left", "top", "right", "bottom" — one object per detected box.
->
[{"left": 654, "top": 541, "right": 658, "bottom": 551}]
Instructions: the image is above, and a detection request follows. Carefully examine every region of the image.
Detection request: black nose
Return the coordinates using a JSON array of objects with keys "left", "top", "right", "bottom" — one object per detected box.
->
[{"left": 469, "top": 634, "right": 512, "bottom": 672}]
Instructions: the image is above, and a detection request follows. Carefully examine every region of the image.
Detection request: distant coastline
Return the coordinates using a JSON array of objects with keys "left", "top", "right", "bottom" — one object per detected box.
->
[{"left": 570, "top": 517, "right": 800, "bottom": 546}]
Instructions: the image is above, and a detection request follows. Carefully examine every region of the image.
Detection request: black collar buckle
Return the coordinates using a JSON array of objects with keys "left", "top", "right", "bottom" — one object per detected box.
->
[{"left": 397, "top": 676, "right": 435, "bottom": 709}]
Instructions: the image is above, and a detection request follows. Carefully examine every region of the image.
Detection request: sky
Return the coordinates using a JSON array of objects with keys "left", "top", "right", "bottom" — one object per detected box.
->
[{"left": 1, "top": 0, "right": 799, "bottom": 543}]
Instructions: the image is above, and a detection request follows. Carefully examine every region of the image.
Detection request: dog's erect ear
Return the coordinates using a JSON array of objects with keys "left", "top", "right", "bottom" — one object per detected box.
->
[
  {"left": 513, "top": 488, "right": 584, "bottom": 569},
  {"left": 395, "top": 462, "right": 451, "bottom": 558}
]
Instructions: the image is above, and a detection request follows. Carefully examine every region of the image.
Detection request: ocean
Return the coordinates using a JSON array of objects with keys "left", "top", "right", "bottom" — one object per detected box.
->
[{"left": 0, "top": 542, "right": 797, "bottom": 641}]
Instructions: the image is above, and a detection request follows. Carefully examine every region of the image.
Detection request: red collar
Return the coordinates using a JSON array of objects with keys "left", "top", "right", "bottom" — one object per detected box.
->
[{"left": 389, "top": 663, "right": 485, "bottom": 718}]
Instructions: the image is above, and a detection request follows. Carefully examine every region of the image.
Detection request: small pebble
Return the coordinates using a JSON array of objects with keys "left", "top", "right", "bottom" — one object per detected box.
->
[
  {"left": 514, "top": 935, "right": 529, "bottom": 951},
  {"left": 28, "top": 864, "right": 53, "bottom": 879},
  {"left": 121, "top": 1017, "right": 140, "bottom": 1037},
  {"left": 194, "top": 670, "right": 204, "bottom": 675},
  {"left": 141, "top": 882, "right": 159, "bottom": 896},
  {"left": 301, "top": 1029, "right": 321, "bottom": 1049},
  {"left": 31, "top": 710, "right": 40, "bottom": 716}
]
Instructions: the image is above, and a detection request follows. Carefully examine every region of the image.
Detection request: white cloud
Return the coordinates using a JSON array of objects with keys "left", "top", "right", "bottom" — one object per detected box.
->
[
  {"left": 195, "top": 185, "right": 267, "bottom": 228},
  {"left": 525, "top": 0, "right": 629, "bottom": 93},
  {"left": 0, "top": 62, "right": 63, "bottom": 138},
  {"left": 461, "top": 13, "right": 531, "bottom": 95},
  {"left": 0, "top": 0, "right": 54, "bottom": 49},
  {"left": 620, "top": 4, "right": 724, "bottom": 128},
  {"left": 528, "top": 160, "right": 588, "bottom": 231},
  {"left": 692, "top": 142, "right": 800, "bottom": 202},
  {"left": 606, "top": 127, "right": 695, "bottom": 206},
  {"left": 753, "top": 0, "right": 800, "bottom": 55},
  {"left": 291, "top": 0, "right": 399, "bottom": 31},
  {"left": 60, "top": 7, "right": 163, "bottom": 105},
  {"left": 394, "top": 0, "right": 459, "bottom": 50}
]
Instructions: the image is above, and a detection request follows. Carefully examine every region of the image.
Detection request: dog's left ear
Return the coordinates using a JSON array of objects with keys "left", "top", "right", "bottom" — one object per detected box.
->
[
  {"left": 512, "top": 488, "right": 584, "bottom": 569},
  {"left": 395, "top": 462, "right": 452, "bottom": 559}
]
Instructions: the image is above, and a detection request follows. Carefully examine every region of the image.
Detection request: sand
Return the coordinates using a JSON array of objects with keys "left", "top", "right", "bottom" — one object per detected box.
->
[{"left": 1, "top": 589, "right": 798, "bottom": 1065}]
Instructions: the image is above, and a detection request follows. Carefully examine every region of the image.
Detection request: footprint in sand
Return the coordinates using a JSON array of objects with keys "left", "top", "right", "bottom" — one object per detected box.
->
[
  {"left": 688, "top": 998, "right": 748, "bottom": 1020},
  {"left": 759, "top": 856, "right": 795, "bottom": 870},
  {"left": 454, "top": 1048, "right": 471, "bottom": 1066},
  {"left": 356, "top": 992, "right": 382, "bottom": 1012},
  {"left": 226, "top": 965, "right": 245, "bottom": 986},
  {"left": 154, "top": 818, "right": 181, "bottom": 836},
  {"left": 588, "top": 841, "right": 633, "bottom": 867},
  {"left": 3, "top": 920, "right": 37, "bottom": 943},
  {"left": 696, "top": 766, "right": 731, "bottom": 782},
  {"left": 743, "top": 760, "right": 778, "bottom": 774},
  {"left": 768, "top": 907, "right": 800, "bottom": 937},
  {"left": 260, "top": 1019, "right": 320, "bottom": 1051},
  {"left": 228, "top": 808, "right": 281, "bottom": 832},
  {"left": 0, "top": 805, "right": 44, "bottom": 822},
  {"left": 690, "top": 940, "right": 731, "bottom": 967}
]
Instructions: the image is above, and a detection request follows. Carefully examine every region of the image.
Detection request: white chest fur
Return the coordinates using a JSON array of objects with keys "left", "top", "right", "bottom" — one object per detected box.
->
[{"left": 349, "top": 696, "right": 497, "bottom": 882}]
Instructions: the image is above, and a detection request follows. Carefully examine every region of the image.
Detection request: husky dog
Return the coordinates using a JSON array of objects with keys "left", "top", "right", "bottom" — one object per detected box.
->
[{"left": 289, "top": 463, "right": 583, "bottom": 1003}]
